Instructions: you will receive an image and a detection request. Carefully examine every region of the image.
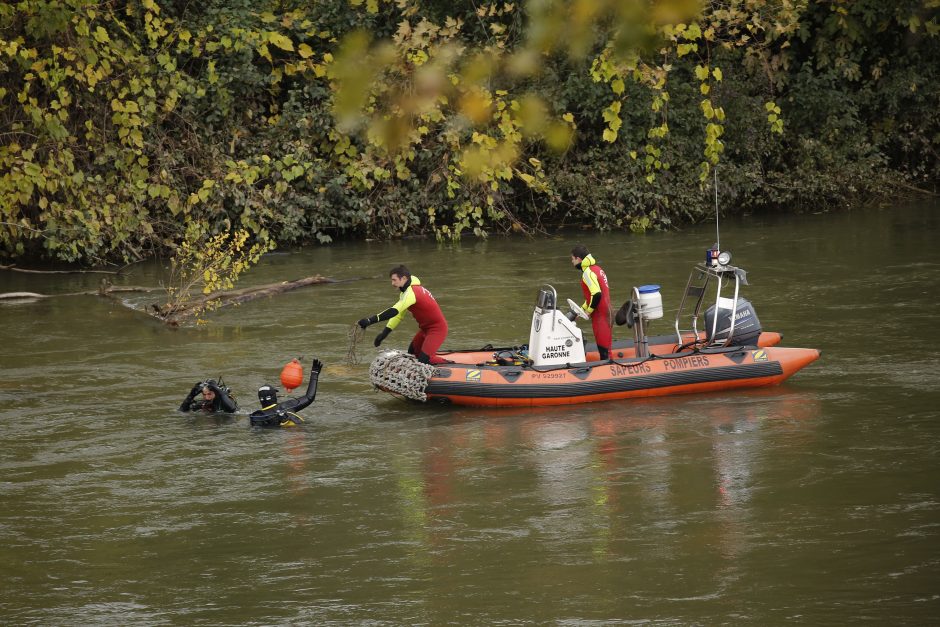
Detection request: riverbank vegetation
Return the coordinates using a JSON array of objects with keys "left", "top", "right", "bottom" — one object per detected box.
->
[{"left": 2, "top": 0, "right": 938, "bottom": 264}]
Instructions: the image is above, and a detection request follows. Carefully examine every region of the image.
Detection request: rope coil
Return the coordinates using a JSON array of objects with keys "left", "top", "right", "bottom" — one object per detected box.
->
[
  {"left": 346, "top": 323, "right": 364, "bottom": 365},
  {"left": 369, "top": 350, "right": 436, "bottom": 402}
]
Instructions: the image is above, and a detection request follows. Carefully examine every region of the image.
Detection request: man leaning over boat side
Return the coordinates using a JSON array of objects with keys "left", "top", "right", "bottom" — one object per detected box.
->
[{"left": 356, "top": 265, "right": 451, "bottom": 365}]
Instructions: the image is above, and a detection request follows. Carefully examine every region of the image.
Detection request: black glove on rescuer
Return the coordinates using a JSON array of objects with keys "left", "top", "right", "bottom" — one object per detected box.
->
[
  {"left": 358, "top": 315, "right": 379, "bottom": 329},
  {"left": 374, "top": 327, "right": 391, "bottom": 347}
]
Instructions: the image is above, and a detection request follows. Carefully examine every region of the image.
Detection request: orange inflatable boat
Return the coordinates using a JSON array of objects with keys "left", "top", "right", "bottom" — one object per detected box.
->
[
  {"left": 436, "top": 330, "right": 783, "bottom": 366},
  {"left": 421, "top": 346, "right": 819, "bottom": 407},
  {"left": 369, "top": 253, "right": 819, "bottom": 408}
]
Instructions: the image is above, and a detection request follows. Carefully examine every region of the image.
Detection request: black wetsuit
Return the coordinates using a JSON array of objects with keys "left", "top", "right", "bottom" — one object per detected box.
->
[
  {"left": 179, "top": 382, "right": 238, "bottom": 413},
  {"left": 250, "top": 361, "right": 321, "bottom": 427}
]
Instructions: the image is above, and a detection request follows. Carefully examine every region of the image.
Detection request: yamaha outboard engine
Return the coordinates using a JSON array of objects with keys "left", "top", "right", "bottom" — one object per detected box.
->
[{"left": 704, "top": 297, "right": 762, "bottom": 346}]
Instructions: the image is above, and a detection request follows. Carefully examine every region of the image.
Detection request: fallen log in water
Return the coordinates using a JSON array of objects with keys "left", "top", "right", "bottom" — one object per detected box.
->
[
  {"left": 148, "top": 274, "right": 340, "bottom": 326},
  {"left": 0, "top": 291, "right": 50, "bottom": 300},
  {"left": 0, "top": 284, "right": 161, "bottom": 300},
  {"left": 1, "top": 275, "right": 348, "bottom": 326},
  {"left": 0, "top": 264, "right": 119, "bottom": 275}
]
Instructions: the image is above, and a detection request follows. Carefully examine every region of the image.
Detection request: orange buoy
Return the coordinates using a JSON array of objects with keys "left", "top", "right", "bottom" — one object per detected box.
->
[{"left": 280, "top": 358, "right": 303, "bottom": 392}]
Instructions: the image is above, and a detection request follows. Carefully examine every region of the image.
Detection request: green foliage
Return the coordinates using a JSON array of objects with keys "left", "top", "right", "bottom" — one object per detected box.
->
[
  {"left": 162, "top": 226, "right": 274, "bottom": 322},
  {"left": 0, "top": 0, "right": 937, "bottom": 264}
]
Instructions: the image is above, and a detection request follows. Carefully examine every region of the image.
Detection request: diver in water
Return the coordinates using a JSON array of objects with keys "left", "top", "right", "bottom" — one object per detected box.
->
[
  {"left": 249, "top": 359, "right": 323, "bottom": 427},
  {"left": 179, "top": 379, "right": 238, "bottom": 413}
]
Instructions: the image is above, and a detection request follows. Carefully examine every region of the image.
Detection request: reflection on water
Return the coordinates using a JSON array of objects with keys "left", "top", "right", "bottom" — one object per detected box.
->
[
  {"left": 395, "top": 389, "right": 823, "bottom": 578},
  {"left": 2, "top": 204, "right": 940, "bottom": 623}
]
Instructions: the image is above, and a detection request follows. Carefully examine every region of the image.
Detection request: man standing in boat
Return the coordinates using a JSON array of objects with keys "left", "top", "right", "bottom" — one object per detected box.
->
[
  {"left": 357, "top": 265, "right": 450, "bottom": 365},
  {"left": 569, "top": 244, "right": 613, "bottom": 361}
]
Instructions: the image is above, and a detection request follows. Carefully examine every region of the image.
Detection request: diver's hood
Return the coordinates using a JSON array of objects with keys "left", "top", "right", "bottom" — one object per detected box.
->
[{"left": 257, "top": 385, "right": 278, "bottom": 408}]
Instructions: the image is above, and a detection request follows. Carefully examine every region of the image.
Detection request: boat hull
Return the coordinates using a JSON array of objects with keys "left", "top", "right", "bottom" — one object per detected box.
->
[
  {"left": 422, "top": 346, "right": 819, "bottom": 408},
  {"left": 437, "top": 330, "right": 783, "bottom": 365}
]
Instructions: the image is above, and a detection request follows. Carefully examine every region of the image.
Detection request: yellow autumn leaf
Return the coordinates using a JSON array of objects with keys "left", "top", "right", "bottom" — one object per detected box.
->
[
  {"left": 701, "top": 99, "right": 715, "bottom": 119},
  {"left": 267, "top": 32, "right": 294, "bottom": 52}
]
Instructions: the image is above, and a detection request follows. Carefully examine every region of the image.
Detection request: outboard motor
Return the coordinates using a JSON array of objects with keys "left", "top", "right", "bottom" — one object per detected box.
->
[
  {"left": 528, "top": 285, "right": 586, "bottom": 367},
  {"left": 704, "top": 297, "right": 762, "bottom": 346}
]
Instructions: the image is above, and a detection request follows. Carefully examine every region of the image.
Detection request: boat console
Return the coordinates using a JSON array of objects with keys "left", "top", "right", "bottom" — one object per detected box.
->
[{"left": 528, "top": 285, "right": 586, "bottom": 366}]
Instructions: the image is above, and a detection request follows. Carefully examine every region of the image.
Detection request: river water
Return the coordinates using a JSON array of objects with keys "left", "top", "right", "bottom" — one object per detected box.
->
[{"left": 2, "top": 203, "right": 938, "bottom": 624}]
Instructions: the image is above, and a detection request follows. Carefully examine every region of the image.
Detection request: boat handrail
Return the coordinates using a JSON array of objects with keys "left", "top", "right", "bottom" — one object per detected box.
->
[
  {"left": 674, "top": 262, "right": 742, "bottom": 348},
  {"left": 537, "top": 284, "right": 558, "bottom": 332},
  {"left": 632, "top": 285, "right": 650, "bottom": 358}
]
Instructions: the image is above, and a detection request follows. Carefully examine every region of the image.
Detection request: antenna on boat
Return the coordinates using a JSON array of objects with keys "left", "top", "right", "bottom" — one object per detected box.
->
[
  {"left": 714, "top": 165, "right": 720, "bottom": 252},
  {"left": 704, "top": 166, "right": 726, "bottom": 268}
]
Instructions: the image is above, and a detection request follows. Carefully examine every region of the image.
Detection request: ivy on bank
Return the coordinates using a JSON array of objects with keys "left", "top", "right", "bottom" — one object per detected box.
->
[{"left": 1, "top": 0, "right": 937, "bottom": 264}]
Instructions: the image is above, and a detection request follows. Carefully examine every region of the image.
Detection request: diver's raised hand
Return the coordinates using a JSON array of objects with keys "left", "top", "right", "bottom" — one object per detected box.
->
[{"left": 311, "top": 359, "right": 323, "bottom": 374}]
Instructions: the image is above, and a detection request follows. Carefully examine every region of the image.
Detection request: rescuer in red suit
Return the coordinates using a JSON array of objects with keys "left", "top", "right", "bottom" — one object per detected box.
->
[
  {"left": 357, "top": 265, "right": 450, "bottom": 365},
  {"left": 569, "top": 244, "right": 613, "bottom": 361}
]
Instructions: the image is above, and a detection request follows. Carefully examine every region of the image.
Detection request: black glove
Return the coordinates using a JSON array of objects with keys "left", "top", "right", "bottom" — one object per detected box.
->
[
  {"left": 358, "top": 315, "right": 378, "bottom": 329},
  {"left": 205, "top": 381, "right": 220, "bottom": 393},
  {"left": 189, "top": 382, "right": 204, "bottom": 397},
  {"left": 311, "top": 359, "right": 323, "bottom": 374},
  {"left": 374, "top": 327, "right": 392, "bottom": 347},
  {"left": 566, "top": 310, "right": 578, "bottom": 321}
]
